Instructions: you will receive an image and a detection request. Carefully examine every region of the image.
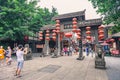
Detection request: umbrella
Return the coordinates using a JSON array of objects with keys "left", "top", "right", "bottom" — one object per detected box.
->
[{"left": 100, "top": 42, "right": 109, "bottom": 46}]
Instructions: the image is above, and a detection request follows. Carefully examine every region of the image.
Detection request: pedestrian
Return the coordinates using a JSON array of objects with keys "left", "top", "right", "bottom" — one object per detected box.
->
[
  {"left": 0, "top": 46, "right": 5, "bottom": 66},
  {"left": 5, "top": 46, "right": 12, "bottom": 65},
  {"left": 86, "top": 47, "right": 89, "bottom": 56},
  {"left": 69, "top": 46, "right": 73, "bottom": 56},
  {"left": 64, "top": 47, "right": 68, "bottom": 56},
  {"left": 14, "top": 45, "right": 24, "bottom": 78}
]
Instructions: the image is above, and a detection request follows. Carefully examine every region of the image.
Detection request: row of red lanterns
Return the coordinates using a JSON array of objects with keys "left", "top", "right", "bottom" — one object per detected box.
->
[
  {"left": 98, "top": 26, "right": 104, "bottom": 40},
  {"left": 39, "top": 31, "right": 43, "bottom": 40},
  {"left": 45, "top": 29, "right": 50, "bottom": 40},
  {"left": 72, "top": 18, "right": 81, "bottom": 40},
  {"left": 86, "top": 26, "right": 91, "bottom": 40},
  {"left": 52, "top": 19, "right": 61, "bottom": 41}
]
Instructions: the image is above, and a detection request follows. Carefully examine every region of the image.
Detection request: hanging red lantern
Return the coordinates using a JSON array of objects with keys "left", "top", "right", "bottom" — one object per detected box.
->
[
  {"left": 77, "top": 32, "right": 81, "bottom": 36},
  {"left": 46, "top": 33, "right": 50, "bottom": 36},
  {"left": 77, "top": 29, "right": 81, "bottom": 33},
  {"left": 56, "top": 30, "right": 60, "bottom": 33},
  {"left": 65, "top": 33, "right": 72, "bottom": 38},
  {"left": 56, "top": 20, "right": 60, "bottom": 23},
  {"left": 56, "top": 27, "right": 60, "bottom": 30},
  {"left": 24, "top": 35, "right": 29, "bottom": 41},
  {"left": 46, "top": 37, "right": 50, "bottom": 40},
  {"left": 86, "top": 36, "right": 91, "bottom": 40},
  {"left": 39, "top": 37, "right": 43, "bottom": 40},
  {"left": 72, "top": 21, "right": 77, "bottom": 25},
  {"left": 86, "top": 27, "right": 91, "bottom": 30},
  {"left": 72, "top": 28, "right": 77, "bottom": 33},
  {"left": 39, "top": 34, "right": 43, "bottom": 37},
  {"left": 72, "top": 25, "right": 77, "bottom": 28},
  {"left": 72, "top": 18, "right": 77, "bottom": 21},
  {"left": 99, "top": 34, "right": 104, "bottom": 39},
  {"left": 99, "top": 30, "right": 104, "bottom": 34},
  {"left": 56, "top": 23, "right": 60, "bottom": 27},
  {"left": 52, "top": 33, "right": 56, "bottom": 36},
  {"left": 77, "top": 35, "right": 81, "bottom": 40},
  {"left": 52, "top": 29, "right": 56, "bottom": 33},
  {"left": 86, "top": 31, "right": 91, "bottom": 34},
  {"left": 52, "top": 36, "right": 56, "bottom": 41}
]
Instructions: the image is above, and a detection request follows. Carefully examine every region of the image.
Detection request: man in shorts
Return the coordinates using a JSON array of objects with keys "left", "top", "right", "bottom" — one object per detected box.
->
[{"left": 14, "top": 45, "right": 24, "bottom": 78}]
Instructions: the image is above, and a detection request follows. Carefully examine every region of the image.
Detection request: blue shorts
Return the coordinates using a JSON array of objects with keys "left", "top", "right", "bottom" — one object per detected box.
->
[{"left": 17, "top": 61, "right": 24, "bottom": 69}]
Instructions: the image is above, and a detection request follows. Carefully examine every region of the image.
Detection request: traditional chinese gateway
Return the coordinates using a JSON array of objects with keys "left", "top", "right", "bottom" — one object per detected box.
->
[{"left": 39, "top": 9, "right": 108, "bottom": 54}]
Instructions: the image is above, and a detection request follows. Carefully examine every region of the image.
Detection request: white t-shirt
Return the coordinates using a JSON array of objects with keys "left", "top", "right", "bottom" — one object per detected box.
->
[{"left": 16, "top": 50, "right": 24, "bottom": 62}]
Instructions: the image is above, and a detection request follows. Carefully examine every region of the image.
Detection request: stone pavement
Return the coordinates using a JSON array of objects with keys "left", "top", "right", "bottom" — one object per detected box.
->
[{"left": 0, "top": 53, "right": 120, "bottom": 80}]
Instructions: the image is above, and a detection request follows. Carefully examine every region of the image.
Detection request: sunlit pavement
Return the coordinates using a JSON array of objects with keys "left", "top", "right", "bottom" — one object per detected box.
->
[{"left": 0, "top": 53, "right": 120, "bottom": 80}]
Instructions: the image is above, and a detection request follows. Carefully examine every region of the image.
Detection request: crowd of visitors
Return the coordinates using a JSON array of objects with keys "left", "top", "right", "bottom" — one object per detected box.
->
[{"left": 0, "top": 44, "right": 28, "bottom": 78}]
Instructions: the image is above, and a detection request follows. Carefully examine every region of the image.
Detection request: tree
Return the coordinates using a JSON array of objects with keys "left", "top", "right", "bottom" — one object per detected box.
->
[
  {"left": 0, "top": 0, "right": 58, "bottom": 41},
  {"left": 0, "top": 0, "right": 38, "bottom": 41},
  {"left": 89, "top": 0, "right": 120, "bottom": 34}
]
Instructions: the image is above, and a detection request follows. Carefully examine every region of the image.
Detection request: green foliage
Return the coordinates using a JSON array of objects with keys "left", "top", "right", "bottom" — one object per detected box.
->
[
  {"left": 0, "top": 0, "right": 58, "bottom": 41},
  {"left": 89, "top": 0, "right": 120, "bottom": 34}
]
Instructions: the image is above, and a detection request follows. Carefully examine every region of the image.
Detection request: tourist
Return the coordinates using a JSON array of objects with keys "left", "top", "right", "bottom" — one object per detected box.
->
[
  {"left": 5, "top": 46, "right": 12, "bottom": 65},
  {"left": 86, "top": 47, "right": 89, "bottom": 56},
  {"left": 14, "top": 45, "right": 24, "bottom": 78},
  {"left": 64, "top": 47, "right": 68, "bottom": 56},
  {"left": 69, "top": 46, "right": 73, "bottom": 56},
  {"left": 0, "top": 46, "right": 5, "bottom": 66}
]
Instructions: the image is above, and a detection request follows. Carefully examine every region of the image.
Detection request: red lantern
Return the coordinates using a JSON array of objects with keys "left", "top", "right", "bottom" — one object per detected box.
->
[
  {"left": 99, "top": 30, "right": 104, "bottom": 34},
  {"left": 46, "top": 33, "right": 50, "bottom": 36},
  {"left": 110, "top": 39, "right": 114, "bottom": 42},
  {"left": 86, "top": 31, "right": 91, "bottom": 34},
  {"left": 56, "top": 23, "right": 60, "bottom": 27},
  {"left": 77, "top": 29, "right": 81, "bottom": 33},
  {"left": 24, "top": 35, "right": 29, "bottom": 41},
  {"left": 56, "top": 30, "right": 60, "bottom": 33},
  {"left": 39, "top": 37, "right": 43, "bottom": 40},
  {"left": 72, "top": 25, "right": 77, "bottom": 28},
  {"left": 72, "top": 29, "right": 77, "bottom": 33},
  {"left": 39, "top": 34, "right": 43, "bottom": 37},
  {"left": 86, "top": 27, "right": 91, "bottom": 30},
  {"left": 56, "top": 27, "right": 60, "bottom": 30},
  {"left": 77, "top": 35, "right": 81, "bottom": 40},
  {"left": 52, "top": 29, "right": 56, "bottom": 33},
  {"left": 72, "top": 21, "right": 77, "bottom": 25},
  {"left": 46, "top": 37, "right": 50, "bottom": 40},
  {"left": 72, "top": 18, "right": 77, "bottom": 21},
  {"left": 56, "top": 20, "right": 60, "bottom": 23},
  {"left": 99, "top": 34, "right": 104, "bottom": 39},
  {"left": 86, "top": 36, "right": 91, "bottom": 40},
  {"left": 52, "top": 36, "right": 56, "bottom": 41},
  {"left": 77, "top": 32, "right": 81, "bottom": 36},
  {"left": 65, "top": 33, "right": 72, "bottom": 38},
  {"left": 52, "top": 33, "right": 56, "bottom": 36}
]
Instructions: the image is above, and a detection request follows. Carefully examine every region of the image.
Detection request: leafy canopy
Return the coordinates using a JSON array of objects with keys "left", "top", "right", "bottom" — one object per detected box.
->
[
  {"left": 0, "top": 0, "right": 58, "bottom": 41},
  {"left": 89, "top": 0, "right": 120, "bottom": 34}
]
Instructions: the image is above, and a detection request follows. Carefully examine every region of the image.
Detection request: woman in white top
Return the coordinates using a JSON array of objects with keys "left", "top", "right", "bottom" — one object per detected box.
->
[{"left": 14, "top": 45, "right": 24, "bottom": 78}]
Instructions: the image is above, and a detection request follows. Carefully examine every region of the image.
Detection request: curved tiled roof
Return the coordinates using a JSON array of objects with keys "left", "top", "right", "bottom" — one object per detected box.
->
[{"left": 52, "top": 9, "right": 86, "bottom": 20}]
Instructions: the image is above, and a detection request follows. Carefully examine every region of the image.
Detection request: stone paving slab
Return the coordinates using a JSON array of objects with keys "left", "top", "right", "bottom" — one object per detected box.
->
[{"left": 0, "top": 53, "right": 119, "bottom": 80}]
